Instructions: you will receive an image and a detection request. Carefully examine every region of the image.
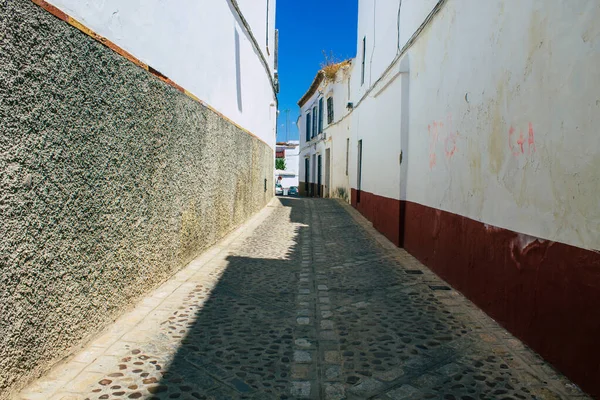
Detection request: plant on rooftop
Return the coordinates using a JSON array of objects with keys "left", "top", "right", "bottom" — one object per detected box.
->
[{"left": 321, "top": 50, "right": 344, "bottom": 83}]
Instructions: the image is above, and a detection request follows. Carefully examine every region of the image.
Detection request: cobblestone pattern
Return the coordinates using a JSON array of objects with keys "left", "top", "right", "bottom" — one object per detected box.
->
[
  {"left": 313, "top": 200, "right": 588, "bottom": 400},
  {"left": 19, "top": 198, "right": 590, "bottom": 400}
]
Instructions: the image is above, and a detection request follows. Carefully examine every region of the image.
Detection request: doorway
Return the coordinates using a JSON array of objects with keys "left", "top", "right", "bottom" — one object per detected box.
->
[
  {"left": 311, "top": 154, "right": 316, "bottom": 196},
  {"left": 325, "top": 148, "right": 331, "bottom": 198},
  {"left": 317, "top": 154, "right": 322, "bottom": 197},
  {"left": 304, "top": 158, "right": 309, "bottom": 196}
]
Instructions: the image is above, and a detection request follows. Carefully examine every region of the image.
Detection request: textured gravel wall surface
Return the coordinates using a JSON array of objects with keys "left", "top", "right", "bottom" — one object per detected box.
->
[{"left": 0, "top": 0, "right": 273, "bottom": 396}]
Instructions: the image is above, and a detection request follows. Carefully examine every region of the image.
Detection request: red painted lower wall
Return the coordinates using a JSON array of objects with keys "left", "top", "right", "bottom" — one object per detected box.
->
[
  {"left": 351, "top": 190, "right": 600, "bottom": 398},
  {"left": 351, "top": 189, "right": 401, "bottom": 246}
]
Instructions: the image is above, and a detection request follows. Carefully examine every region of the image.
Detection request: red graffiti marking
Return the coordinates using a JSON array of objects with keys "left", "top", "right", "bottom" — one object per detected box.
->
[
  {"left": 509, "top": 123, "right": 535, "bottom": 157},
  {"left": 444, "top": 134, "right": 457, "bottom": 158},
  {"left": 517, "top": 131, "right": 525, "bottom": 154},
  {"left": 429, "top": 153, "right": 437, "bottom": 169},
  {"left": 528, "top": 122, "right": 536, "bottom": 154},
  {"left": 428, "top": 115, "right": 458, "bottom": 169},
  {"left": 444, "top": 115, "right": 458, "bottom": 159}
]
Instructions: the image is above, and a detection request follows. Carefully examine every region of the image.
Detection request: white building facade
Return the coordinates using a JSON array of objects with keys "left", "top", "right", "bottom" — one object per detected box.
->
[
  {"left": 299, "top": 0, "right": 600, "bottom": 395},
  {"left": 275, "top": 140, "right": 300, "bottom": 190},
  {"left": 298, "top": 61, "right": 353, "bottom": 199}
]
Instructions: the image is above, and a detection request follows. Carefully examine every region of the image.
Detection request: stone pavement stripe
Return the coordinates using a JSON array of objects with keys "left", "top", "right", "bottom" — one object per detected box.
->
[
  {"left": 309, "top": 200, "right": 345, "bottom": 400},
  {"left": 291, "top": 200, "right": 317, "bottom": 398}
]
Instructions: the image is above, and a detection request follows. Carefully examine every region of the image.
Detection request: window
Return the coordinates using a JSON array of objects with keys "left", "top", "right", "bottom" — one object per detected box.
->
[
  {"left": 304, "top": 158, "right": 310, "bottom": 192},
  {"left": 305, "top": 112, "right": 311, "bottom": 141},
  {"left": 345, "top": 138, "right": 349, "bottom": 175},
  {"left": 318, "top": 98, "right": 324, "bottom": 134},
  {"left": 327, "top": 97, "right": 334, "bottom": 124},
  {"left": 313, "top": 106, "right": 318, "bottom": 137},
  {"left": 317, "top": 154, "right": 322, "bottom": 197},
  {"left": 361, "top": 36, "right": 366, "bottom": 85}
]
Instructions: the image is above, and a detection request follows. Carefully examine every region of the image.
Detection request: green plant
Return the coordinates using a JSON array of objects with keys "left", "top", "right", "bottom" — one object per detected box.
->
[
  {"left": 275, "top": 158, "right": 286, "bottom": 170},
  {"left": 333, "top": 187, "right": 349, "bottom": 202}
]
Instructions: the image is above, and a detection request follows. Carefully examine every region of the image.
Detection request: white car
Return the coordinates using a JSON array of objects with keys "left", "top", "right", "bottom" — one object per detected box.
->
[{"left": 275, "top": 184, "right": 283, "bottom": 196}]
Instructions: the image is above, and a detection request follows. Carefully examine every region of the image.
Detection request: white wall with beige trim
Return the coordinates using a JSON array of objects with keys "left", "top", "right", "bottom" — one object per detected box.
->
[{"left": 46, "top": 0, "right": 278, "bottom": 149}]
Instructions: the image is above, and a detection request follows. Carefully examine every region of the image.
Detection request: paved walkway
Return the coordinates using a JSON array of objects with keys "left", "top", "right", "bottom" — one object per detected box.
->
[{"left": 19, "top": 198, "right": 588, "bottom": 400}]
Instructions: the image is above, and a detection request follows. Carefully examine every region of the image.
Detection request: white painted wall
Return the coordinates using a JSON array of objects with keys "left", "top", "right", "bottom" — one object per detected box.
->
[
  {"left": 47, "top": 0, "right": 277, "bottom": 149},
  {"left": 237, "top": 0, "right": 277, "bottom": 73},
  {"left": 327, "top": 116, "right": 352, "bottom": 200},
  {"left": 352, "top": 0, "right": 430, "bottom": 100},
  {"left": 299, "top": 64, "right": 353, "bottom": 199},
  {"left": 348, "top": 74, "right": 404, "bottom": 200},
  {"left": 275, "top": 172, "right": 298, "bottom": 190},
  {"left": 346, "top": 0, "right": 414, "bottom": 201},
  {"left": 324, "top": 65, "right": 353, "bottom": 200},
  {"left": 284, "top": 141, "right": 300, "bottom": 175},
  {"left": 275, "top": 141, "right": 300, "bottom": 189},
  {"left": 398, "top": 0, "right": 438, "bottom": 50},
  {"left": 402, "top": 0, "right": 600, "bottom": 251},
  {"left": 344, "top": 0, "right": 600, "bottom": 251},
  {"left": 299, "top": 85, "right": 321, "bottom": 187}
]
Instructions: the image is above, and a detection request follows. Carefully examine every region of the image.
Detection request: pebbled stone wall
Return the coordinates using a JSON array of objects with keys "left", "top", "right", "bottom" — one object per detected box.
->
[{"left": 0, "top": 0, "right": 274, "bottom": 396}]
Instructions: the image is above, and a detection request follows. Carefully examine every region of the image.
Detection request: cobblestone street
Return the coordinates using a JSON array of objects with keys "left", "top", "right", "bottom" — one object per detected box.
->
[{"left": 20, "top": 198, "right": 589, "bottom": 400}]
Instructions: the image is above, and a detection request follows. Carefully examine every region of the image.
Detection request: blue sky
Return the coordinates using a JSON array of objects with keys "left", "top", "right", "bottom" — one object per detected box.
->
[{"left": 275, "top": 0, "right": 358, "bottom": 142}]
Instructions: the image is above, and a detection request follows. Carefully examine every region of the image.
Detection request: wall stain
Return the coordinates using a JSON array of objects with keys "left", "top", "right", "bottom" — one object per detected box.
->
[
  {"left": 509, "top": 233, "right": 552, "bottom": 271},
  {"left": 179, "top": 201, "right": 202, "bottom": 265},
  {"left": 525, "top": 10, "right": 546, "bottom": 78},
  {"left": 548, "top": 153, "right": 600, "bottom": 250},
  {"left": 581, "top": 3, "right": 600, "bottom": 43},
  {"left": 488, "top": 79, "right": 505, "bottom": 175},
  {"left": 467, "top": 137, "right": 484, "bottom": 215}
]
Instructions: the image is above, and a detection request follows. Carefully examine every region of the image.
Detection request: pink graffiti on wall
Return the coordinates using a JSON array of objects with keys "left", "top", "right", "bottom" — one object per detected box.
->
[
  {"left": 509, "top": 122, "right": 535, "bottom": 156},
  {"left": 428, "top": 122, "right": 440, "bottom": 168},
  {"left": 428, "top": 115, "right": 458, "bottom": 170}
]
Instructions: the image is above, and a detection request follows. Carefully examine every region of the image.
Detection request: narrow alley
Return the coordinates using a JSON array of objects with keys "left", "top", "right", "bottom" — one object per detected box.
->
[{"left": 20, "top": 198, "right": 587, "bottom": 400}]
